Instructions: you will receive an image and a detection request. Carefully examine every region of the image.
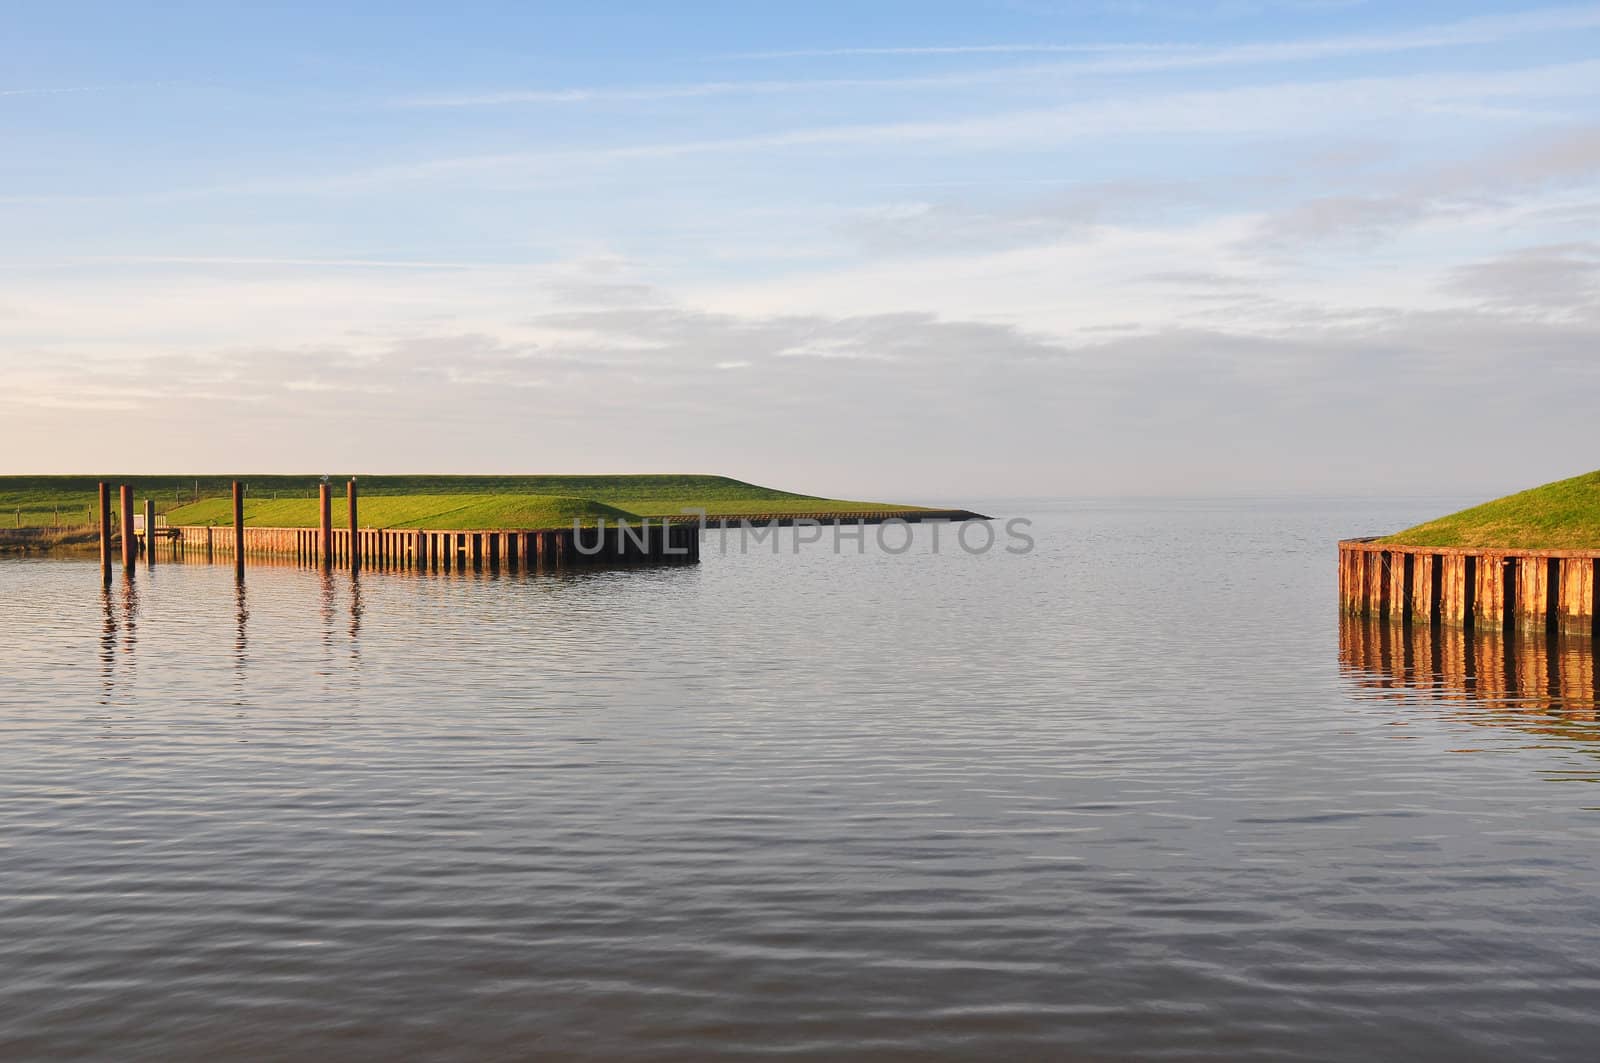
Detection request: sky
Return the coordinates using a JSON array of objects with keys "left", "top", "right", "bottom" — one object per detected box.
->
[{"left": 3, "top": 1, "right": 1598, "bottom": 501}]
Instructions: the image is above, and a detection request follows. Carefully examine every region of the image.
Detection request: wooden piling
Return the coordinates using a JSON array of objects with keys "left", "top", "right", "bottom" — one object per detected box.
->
[
  {"left": 144, "top": 498, "right": 156, "bottom": 567},
  {"left": 119, "top": 484, "right": 135, "bottom": 571},
  {"left": 1474, "top": 555, "right": 1507, "bottom": 631},
  {"left": 1441, "top": 555, "right": 1471, "bottom": 626},
  {"left": 1515, "top": 555, "right": 1554, "bottom": 632},
  {"left": 347, "top": 480, "right": 359, "bottom": 572},
  {"left": 98, "top": 482, "right": 112, "bottom": 584},
  {"left": 232, "top": 481, "right": 245, "bottom": 579},
  {"left": 319, "top": 483, "right": 333, "bottom": 567},
  {"left": 1559, "top": 558, "right": 1596, "bottom": 636},
  {"left": 1341, "top": 540, "right": 1596, "bottom": 638}
]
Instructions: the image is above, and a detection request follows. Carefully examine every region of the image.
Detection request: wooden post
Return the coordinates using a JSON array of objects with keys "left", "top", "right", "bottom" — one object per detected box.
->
[
  {"left": 318, "top": 483, "right": 333, "bottom": 567},
  {"left": 1474, "top": 554, "right": 1507, "bottom": 631},
  {"left": 1440, "top": 555, "right": 1469, "bottom": 626},
  {"left": 347, "top": 479, "right": 359, "bottom": 572},
  {"left": 232, "top": 481, "right": 245, "bottom": 578},
  {"left": 1410, "top": 553, "right": 1438, "bottom": 625},
  {"left": 1364, "top": 549, "right": 1389, "bottom": 619},
  {"left": 1559, "top": 558, "right": 1596, "bottom": 637},
  {"left": 1387, "top": 548, "right": 1408, "bottom": 624},
  {"left": 1516, "top": 555, "right": 1553, "bottom": 632},
  {"left": 98, "top": 482, "right": 112, "bottom": 585},
  {"left": 144, "top": 498, "right": 156, "bottom": 566},
  {"left": 119, "top": 484, "right": 136, "bottom": 571}
]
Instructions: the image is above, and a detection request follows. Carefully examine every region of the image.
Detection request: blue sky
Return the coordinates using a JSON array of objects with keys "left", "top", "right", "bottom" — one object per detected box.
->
[{"left": 4, "top": 1, "right": 1599, "bottom": 499}]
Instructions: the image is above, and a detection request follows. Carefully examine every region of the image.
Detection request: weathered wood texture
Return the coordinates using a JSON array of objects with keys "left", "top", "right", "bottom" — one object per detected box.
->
[{"left": 1340, "top": 539, "right": 1596, "bottom": 636}]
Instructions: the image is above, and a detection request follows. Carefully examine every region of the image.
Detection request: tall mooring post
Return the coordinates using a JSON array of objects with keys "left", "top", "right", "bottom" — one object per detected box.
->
[
  {"left": 97, "top": 482, "right": 112, "bottom": 585},
  {"left": 347, "top": 478, "right": 359, "bottom": 573},
  {"left": 232, "top": 481, "right": 245, "bottom": 579},
  {"left": 319, "top": 482, "right": 333, "bottom": 567},
  {"left": 144, "top": 498, "right": 156, "bottom": 567},
  {"left": 119, "top": 484, "right": 135, "bottom": 572}
]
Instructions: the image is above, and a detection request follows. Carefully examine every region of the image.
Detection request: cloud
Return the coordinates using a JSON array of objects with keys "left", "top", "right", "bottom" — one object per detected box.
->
[
  {"left": 397, "top": 6, "right": 1600, "bottom": 117},
  {"left": 719, "top": 4, "right": 1600, "bottom": 62},
  {"left": 303, "top": 59, "right": 1600, "bottom": 199},
  {"left": 1240, "top": 125, "right": 1600, "bottom": 254},
  {"left": 842, "top": 181, "right": 1192, "bottom": 256},
  {"left": 4, "top": 257, "right": 1598, "bottom": 495},
  {"left": 1446, "top": 243, "right": 1600, "bottom": 309}
]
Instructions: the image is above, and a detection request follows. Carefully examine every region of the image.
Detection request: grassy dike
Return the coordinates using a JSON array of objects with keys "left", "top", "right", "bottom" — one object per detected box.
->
[
  {"left": 0, "top": 474, "right": 967, "bottom": 532},
  {"left": 1379, "top": 469, "right": 1600, "bottom": 550}
]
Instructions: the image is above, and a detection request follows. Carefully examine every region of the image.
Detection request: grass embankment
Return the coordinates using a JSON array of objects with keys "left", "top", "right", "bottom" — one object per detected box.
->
[
  {"left": 0, "top": 474, "right": 935, "bottom": 529},
  {"left": 1379, "top": 470, "right": 1600, "bottom": 550},
  {"left": 167, "top": 494, "right": 635, "bottom": 530}
]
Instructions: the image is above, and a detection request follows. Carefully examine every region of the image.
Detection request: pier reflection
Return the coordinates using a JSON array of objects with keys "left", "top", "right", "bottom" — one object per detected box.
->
[{"left": 1340, "top": 615, "right": 1600, "bottom": 742}]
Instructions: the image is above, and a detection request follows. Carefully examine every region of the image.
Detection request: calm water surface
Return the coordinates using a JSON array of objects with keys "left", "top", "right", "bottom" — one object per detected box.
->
[{"left": 4, "top": 499, "right": 1600, "bottom": 1061}]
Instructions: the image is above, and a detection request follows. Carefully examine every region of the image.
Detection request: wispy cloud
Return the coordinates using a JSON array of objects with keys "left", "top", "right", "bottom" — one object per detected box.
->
[
  {"left": 346, "top": 61, "right": 1600, "bottom": 192},
  {"left": 403, "top": 5, "right": 1600, "bottom": 109},
  {"left": 721, "top": 3, "right": 1600, "bottom": 61},
  {"left": 0, "top": 81, "right": 178, "bottom": 99}
]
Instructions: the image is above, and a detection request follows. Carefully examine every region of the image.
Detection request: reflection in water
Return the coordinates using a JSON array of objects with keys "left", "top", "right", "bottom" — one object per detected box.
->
[
  {"left": 98, "top": 584, "right": 118, "bottom": 704},
  {"left": 13, "top": 504, "right": 1600, "bottom": 1061},
  {"left": 233, "top": 577, "right": 248, "bottom": 705},
  {"left": 319, "top": 565, "right": 336, "bottom": 651},
  {"left": 1340, "top": 614, "right": 1600, "bottom": 742},
  {"left": 347, "top": 572, "right": 364, "bottom": 687},
  {"left": 348, "top": 571, "right": 363, "bottom": 643}
]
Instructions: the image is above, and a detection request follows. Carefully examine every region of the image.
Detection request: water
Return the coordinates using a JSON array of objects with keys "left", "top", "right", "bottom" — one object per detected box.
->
[{"left": 4, "top": 499, "right": 1599, "bottom": 1061}]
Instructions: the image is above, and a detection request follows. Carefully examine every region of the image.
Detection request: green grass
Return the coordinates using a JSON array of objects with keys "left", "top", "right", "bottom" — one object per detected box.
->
[
  {"left": 0, "top": 474, "right": 935, "bottom": 529},
  {"left": 166, "top": 493, "right": 636, "bottom": 529},
  {"left": 1379, "top": 470, "right": 1600, "bottom": 549}
]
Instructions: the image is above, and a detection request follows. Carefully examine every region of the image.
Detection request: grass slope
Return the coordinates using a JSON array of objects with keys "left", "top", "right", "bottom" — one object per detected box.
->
[
  {"left": 0, "top": 474, "right": 927, "bottom": 528},
  {"left": 167, "top": 494, "right": 637, "bottom": 530},
  {"left": 1379, "top": 470, "right": 1600, "bottom": 549}
]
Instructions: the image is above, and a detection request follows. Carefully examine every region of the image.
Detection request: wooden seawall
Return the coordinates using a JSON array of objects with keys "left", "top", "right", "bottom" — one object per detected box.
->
[
  {"left": 159, "top": 521, "right": 702, "bottom": 571},
  {"left": 1339, "top": 539, "right": 1598, "bottom": 636}
]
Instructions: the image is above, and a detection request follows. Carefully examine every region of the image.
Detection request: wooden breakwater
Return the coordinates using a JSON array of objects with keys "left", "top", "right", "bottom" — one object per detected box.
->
[
  {"left": 1339, "top": 539, "right": 1598, "bottom": 636},
  {"left": 156, "top": 520, "right": 701, "bottom": 571},
  {"left": 84, "top": 479, "right": 986, "bottom": 583}
]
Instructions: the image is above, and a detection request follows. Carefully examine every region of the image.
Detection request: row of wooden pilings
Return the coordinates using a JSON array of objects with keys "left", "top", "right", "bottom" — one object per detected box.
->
[
  {"left": 98, "top": 480, "right": 243, "bottom": 584},
  {"left": 161, "top": 521, "right": 700, "bottom": 571},
  {"left": 97, "top": 479, "right": 700, "bottom": 584},
  {"left": 1339, "top": 539, "right": 1599, "bottom": 636}
]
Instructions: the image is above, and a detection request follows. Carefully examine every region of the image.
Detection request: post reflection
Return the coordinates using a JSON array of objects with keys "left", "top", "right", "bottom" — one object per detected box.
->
[
  {"left": 95, "top": 572, "right": 141, "bottom": 704},
  {"left": 1340, "top": 615, "right": 1600, "bottom": 742},
  {"left": 319, "top": 566, "right": 336, "bottom": 650},
  {"left": 98, "top": 583, "right": 119, "bottom": 704},
  {"left": 348, "top": 571, "right": 364, "bottom": 678},
  {"left": 348, "top": 571, "right": 364, "bottom": 642},
  {"left": 233, "top": 576, "right": 248, "bottom": 704}
]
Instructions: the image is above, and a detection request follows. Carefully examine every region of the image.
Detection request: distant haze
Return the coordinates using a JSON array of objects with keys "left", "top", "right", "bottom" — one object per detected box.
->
[{"left": 3, "top": 2, "right": 1598, "bottom": 501}]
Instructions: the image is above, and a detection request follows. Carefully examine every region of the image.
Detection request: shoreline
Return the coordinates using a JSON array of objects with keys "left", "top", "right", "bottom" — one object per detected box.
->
[{"left": 3, "top": 509, "right": 985, "bottom": 560}]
